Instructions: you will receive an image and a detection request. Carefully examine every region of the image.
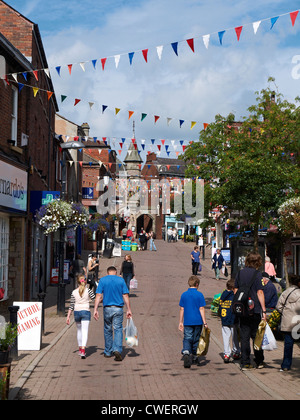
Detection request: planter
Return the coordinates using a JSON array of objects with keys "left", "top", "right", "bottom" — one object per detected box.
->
[
  {"left": 0, "top": 351, "right": 9, "bottom": 365},
  {"left": 0, "top": 363, "right": 11, "bottom": 400}
]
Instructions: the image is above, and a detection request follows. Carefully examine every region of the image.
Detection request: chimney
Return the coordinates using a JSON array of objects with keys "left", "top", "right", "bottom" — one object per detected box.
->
[{"left": 81, "top": 122, "right": 90, "bottom": 137}]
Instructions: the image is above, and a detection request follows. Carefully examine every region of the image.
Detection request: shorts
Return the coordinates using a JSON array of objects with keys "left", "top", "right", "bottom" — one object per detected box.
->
[{"left": 74, "top": 310, "right": 91, "bottom": 323}]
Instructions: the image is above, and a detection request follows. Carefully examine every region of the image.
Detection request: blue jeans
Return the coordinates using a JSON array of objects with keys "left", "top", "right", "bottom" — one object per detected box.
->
[
  {"left": 103, "top": 306, "right": 124, "bottom": 355},
  {"left": 182, "top": 325, "right": 203, "bottom": 355},
  {"left": 282, "top": 332, "right": 295, "bottom": 370},
  {"left": 123, "top": 273, "right": 133, "bottom": 290},
  {"left": 149, "top": 238, "right": 157, "bottom": 251}
]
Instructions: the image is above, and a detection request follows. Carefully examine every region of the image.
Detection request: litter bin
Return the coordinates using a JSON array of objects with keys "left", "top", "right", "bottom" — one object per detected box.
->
[
  {"left": 103, "top": 240, "right": 115, "bottom": 259},
  {"left": 131, "top": 243, "right": 138, "bottom": 251}
]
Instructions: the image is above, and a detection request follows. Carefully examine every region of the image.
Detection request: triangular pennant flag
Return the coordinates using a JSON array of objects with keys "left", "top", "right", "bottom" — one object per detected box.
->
[
  {"left": 167, "top": 118, "right": 172, "bottom": 126},
  {"left": 128, "top": 111, "right": 134, "bottom": 120},
  {"left": 156, "top": 45, "right": 163, "bottom": 60},
  {"left": 167, "top": 165, "right": 170, "bottom": 170},
  {"left": 74, "top": 98, "right": 81, "bottom": 106},
  {"left": 186, "top": 38, "right": 195, "bottom": 52},
  {"left": 270, "top": 16, "right": 279, "bottom": 30},
  {"left": 101, "top": 58, "right": 107, "bottom": 71},
  {"left": 142, "top": 49, "right": 148, "bottom": 63},
  {"left": 165, "top": 145, "right": 169, "bottom": 151},
  {"left": 151, "top": 139, "right": 155, "bottom": 145},
  {"left": 290, "top": 11, "right": 299, "bottom": 26},
  {"left": 171, "top": 42, "right": 178, "bottom": 56},
  {"left": 33, "top": 70, "right": 39, "bottom": 81},
  {"left": 182, "top": 145, "right": 186, "bottom": 152},
  {"left": 22, "top": 72, "right": 28, "bottom": 81},
  {"left": 115, "top": 108, "right": 121, "bottom": 115},
  {"left": 161, "top": 139, "right": 165, "bottom": 145},
  {"left": 191, "top": 121, "right": 197, "bottom": 130},
  {"left": 167, "top": 151, "right": 170, "bottom": 157},
  {"left": 141, "top": 113, "right": 147, "bottom": 122},
  {"left": 177, "top": 165, "right": 180, "bottom": 170},
  {"left": 141, "top": 144, "right": 145, "bottom": 150},
  {"left": 157, "top": 145, "right": 161, "bottom": 151},
  {"left": 102, "top": 105, "right": 108, "bottom": 114},
  {"left": 92, "top": 59, "right": 97, "bottom": 69},
  {"left": 179, "top": 120, "right": 185, "bottom": 128},
  {"left": 176, "top": 151, "right": 180, "bottom": 157},
  {"left": 12, "top": 73, "right": 18, "bottom": 82},
  {"left": 56, "top": 66, "right": 61, "bottom": 76},
  {"left": 154, "top": 115, "right": 160, "bottom": 124},
  {"left": 80, "top": 62, "right": 86, "bottom": 72},
  {"left": 114, "top": 55, "right": 120, "bottom": 69},
  {"left": 67, "top": 64, "right": 72, "bottom": 75},
  {"left": 203, "top": 123, "right": 209, "bottom": 130},
  {"left": 89, "top": 102, "right": 95, "bottom": 110},
  {"left": 129, "top": 52, "right": 135, "bottom": 65},
  {"left": 253, "top": 21, "right": 261, "bottom": 34},
  {"left": 18, "top": 83, "right": 24, "bottom": 92},
  {"left": 180, "top": 140, "right": 184, "bottom": 146},
  {"left": 235, "top": 26, "right": 243, "bottom": 41},
  {"left": 32, "top": 87, "right": 39, "bottom": 97},
  {"left": 218, "top": 31, "right": 226, "bottom": 45},
  {"left": 44, "top": 69, "right": 51, "bottom": 78},
  {"left": 61, "top": 95, "right": 67, "bottom": 103},
  {"left": 203, "top": 34, "right": 210, "bottom": 49},
  {"left": 47, "top": 91, "right": 53, "bottom": 101},
  {"left": 132, "top": 138, "right": 136, "bottom": 144}
]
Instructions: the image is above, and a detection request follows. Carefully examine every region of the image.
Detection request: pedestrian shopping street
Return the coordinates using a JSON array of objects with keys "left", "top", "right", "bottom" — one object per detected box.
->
[{"left": 10, "top": 240, "right": 300, "bottom": 401}]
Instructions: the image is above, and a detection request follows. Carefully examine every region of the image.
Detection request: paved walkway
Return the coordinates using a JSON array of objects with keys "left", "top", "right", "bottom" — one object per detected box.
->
[{"left": 8, "top": 240, "right": 300, "bottom": 400}]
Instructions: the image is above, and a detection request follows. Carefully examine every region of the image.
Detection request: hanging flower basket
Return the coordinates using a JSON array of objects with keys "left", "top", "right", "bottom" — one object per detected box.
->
[
  {"left": 36, "top": 200, "right": 89, "bottom": 235},
  {"left": 277, "top": 197, "right": 300, "bottom": 236}
]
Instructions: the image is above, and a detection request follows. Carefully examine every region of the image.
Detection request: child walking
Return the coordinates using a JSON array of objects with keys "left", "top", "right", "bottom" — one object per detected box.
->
[
  {"left": 219, "top": 279, "right": 241, "bottom": 363},
  {"left": 66, "top": 275, "right": 95, "bottom": 359},
  {"left": 178, "top": 276, "right": 207, "bottom": 368}
]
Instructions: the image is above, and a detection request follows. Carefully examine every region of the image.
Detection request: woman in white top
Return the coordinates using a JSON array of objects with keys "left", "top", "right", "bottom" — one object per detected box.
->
[{"left": 66, "top": 275, "right": 95, "bottom": 359}]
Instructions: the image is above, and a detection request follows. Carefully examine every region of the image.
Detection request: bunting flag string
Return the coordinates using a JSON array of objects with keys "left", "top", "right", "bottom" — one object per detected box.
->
[{"left": 2, "top": 9, "right": 299, "bottom": 81}]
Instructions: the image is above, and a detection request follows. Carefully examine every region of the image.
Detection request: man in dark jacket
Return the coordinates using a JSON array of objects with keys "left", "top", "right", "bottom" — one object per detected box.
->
[
  {"left": 234, "top": 252, "right": 267, "bottom": 371},
  {"left": 262, "top": 272, "right": 278, "bottom": 309}
]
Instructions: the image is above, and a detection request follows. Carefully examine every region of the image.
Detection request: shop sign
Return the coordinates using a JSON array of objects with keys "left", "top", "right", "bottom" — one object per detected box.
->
[
  {"left": 0, "top": 161, "right": 27, "bottom": 212},
  {"left": 82, "top": 187, "right": 94, "bottom": 199},
  {"left": 13, "top": 302, "right": 42, "bottom": 351}
]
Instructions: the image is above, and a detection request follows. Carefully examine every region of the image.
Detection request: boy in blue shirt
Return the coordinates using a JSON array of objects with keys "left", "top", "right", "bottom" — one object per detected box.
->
[{"left": 179, "top": 276, "right": 207, "bottom": 368}]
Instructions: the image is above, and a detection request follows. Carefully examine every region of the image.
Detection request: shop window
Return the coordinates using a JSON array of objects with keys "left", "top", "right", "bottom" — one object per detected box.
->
[{"left": 0, "top": 216, "right": 9, "bottom": 301}]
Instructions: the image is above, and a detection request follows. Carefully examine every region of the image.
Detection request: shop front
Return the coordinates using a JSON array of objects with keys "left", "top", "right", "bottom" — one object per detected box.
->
[{"left": 0, "top": 159, "right": 28, "bottom": 308}]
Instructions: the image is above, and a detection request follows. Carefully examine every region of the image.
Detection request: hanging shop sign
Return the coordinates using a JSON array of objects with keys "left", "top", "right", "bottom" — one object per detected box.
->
[{"left": 0, "top": 161, "right": 27, "bottom": 212}]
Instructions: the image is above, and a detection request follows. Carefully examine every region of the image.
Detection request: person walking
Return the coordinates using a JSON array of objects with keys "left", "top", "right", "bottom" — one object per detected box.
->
[
  {"left": 219, "top": 279, "right": 241, "bottom": 363},
  {"left": 70, "top": 254, "right": 86, "bottom": 288},
  {"left": 93, "top": 266, "right": 132, "bottom": 361},
  {"left": 66, "top": 275, "right": 95, "bottom": 359},
  {"left": 233, "top": 252, "right": 267, "bottom": 370},
  {"left": 262, "top": 272, "right": 278, "bottom": 310},
  {"left": 149, "top": 231, "right": 157, "bottom": 251},
  {"left": 178, "top": 275, "right": 207, "bottom": 368},
  {"left": 139, "top": 228, "right": 147, "bottom": 251},
  {"left": 191, "top": 246, "right": 201, "bottom": 275},
  {"left": 264, "top": 256, "right": 277, "bottom": 281},
  {"left": 87, "top": 253, "right": 99, "bottom": 293},
  {"left": 276, "top": 274, "right": 300, "bottom": 372},
  {"left": 212, "top": 249, "right": 225, "bottom": 280},
  {"left": 120, "top": 254, "right": 135, "bottom": 290}
]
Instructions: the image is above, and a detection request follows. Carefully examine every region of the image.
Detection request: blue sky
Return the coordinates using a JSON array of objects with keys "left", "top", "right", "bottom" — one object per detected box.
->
[{"left": 6, "top": 0, "right": 300, "bottom": 160}]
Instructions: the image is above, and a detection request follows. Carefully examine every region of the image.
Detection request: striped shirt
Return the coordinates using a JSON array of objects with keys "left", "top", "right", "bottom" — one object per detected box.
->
[{"left": 69, "top": 287, "right": 95, "bottom": 312}]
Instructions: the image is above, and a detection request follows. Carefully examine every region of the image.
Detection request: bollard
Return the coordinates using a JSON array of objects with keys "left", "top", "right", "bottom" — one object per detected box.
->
[{"left": 8, "top": 306, "right": 19, "bottom": 360}]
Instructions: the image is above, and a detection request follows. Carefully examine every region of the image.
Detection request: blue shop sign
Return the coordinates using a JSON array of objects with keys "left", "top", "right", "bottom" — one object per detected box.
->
[
  {"left": 82, "top": 187, "right": 94, "bottom": 199},
  {"left": 30, "top": 191, "right": 61, "bottom": 214}
]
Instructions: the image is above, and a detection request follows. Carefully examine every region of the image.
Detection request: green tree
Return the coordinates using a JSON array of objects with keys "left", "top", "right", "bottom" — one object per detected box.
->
[{"left": 181, "top": 81, "right": 300, "bottom": 250}]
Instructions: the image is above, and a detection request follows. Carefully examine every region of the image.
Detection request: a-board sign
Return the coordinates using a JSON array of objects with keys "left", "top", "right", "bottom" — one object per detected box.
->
[{"left": 13, "top": 302, "right": 42, "bottom": 351}]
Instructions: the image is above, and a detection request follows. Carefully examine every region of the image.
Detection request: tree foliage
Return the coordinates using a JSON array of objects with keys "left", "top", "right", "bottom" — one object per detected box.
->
[{"left": 181, "top": 81, "right": 300, "bottom": 248}]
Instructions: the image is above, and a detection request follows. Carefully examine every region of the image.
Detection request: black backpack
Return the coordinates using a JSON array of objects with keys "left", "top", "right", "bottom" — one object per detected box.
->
[{"left": 232, "top": 270, "right": 257, "bottom": 317}]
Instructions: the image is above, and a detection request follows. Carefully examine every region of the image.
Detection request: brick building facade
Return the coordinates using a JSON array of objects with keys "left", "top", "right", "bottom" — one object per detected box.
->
[{"left": 0, "top": 1, "right": 59, "bottom": 313}]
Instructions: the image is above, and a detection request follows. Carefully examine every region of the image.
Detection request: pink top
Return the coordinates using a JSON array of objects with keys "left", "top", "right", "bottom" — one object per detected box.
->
[{"left": 265, "top": 261, "right": 276, "bottom": 277}]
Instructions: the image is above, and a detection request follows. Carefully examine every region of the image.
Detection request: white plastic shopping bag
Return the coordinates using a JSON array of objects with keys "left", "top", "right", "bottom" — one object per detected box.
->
[
  {"left": 262, "top": 323, "right": 277, "bottom": 351},
  {"left": 125, "top": 317, "right": 139, "bottom": 347},
  {"left": 130, "top": 278, "right": 138, "bottom": 290}
]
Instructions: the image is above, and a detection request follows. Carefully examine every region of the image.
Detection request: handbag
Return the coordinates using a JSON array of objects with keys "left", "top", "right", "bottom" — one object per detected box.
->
[{"left": 197, "top": 326, "right": 211, "bottom": 356}]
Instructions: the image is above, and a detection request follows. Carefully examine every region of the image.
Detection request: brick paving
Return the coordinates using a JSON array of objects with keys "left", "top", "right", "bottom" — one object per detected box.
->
[{"left": 8, "top": 240, "right": 300, "bottom": 400}]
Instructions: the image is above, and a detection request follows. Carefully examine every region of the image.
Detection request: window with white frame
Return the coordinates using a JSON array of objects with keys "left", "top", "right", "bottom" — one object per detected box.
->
[
  {"left": 11, "top": 85, "right": 18, "bottom": 143},
  {"left": 0, "top": 216, "right": 9, "bottom": 301}
]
